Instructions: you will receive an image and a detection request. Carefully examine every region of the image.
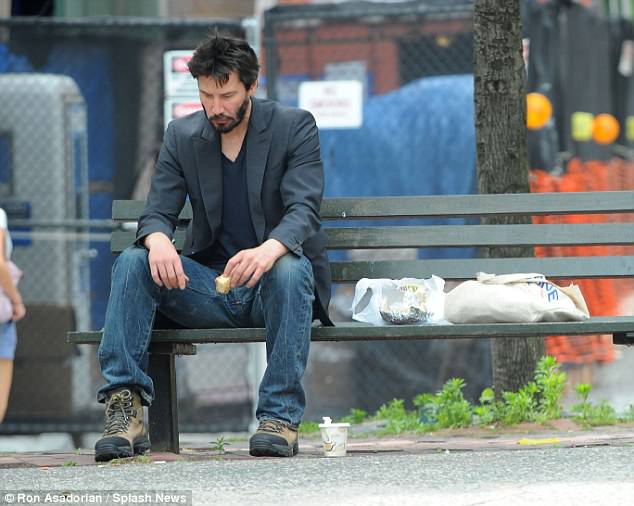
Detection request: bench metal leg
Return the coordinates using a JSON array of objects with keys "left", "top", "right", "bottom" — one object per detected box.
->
[
  {"left": 148, "top": 352, "right": 179, "bottom": 453},
  {"left": 147, "top": 343, "right": 197, "bottom": 454},
  {"left": 614, "top": 332, "right": 634, "bottom": 346}
]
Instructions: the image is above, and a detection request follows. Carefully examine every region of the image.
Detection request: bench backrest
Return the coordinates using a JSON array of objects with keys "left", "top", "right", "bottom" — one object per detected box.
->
[{"left": 111, "top": 191, "right": 634, "bottom": 282}]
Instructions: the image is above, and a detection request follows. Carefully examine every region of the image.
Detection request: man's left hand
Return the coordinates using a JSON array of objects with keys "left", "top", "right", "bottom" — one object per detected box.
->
[{"left": 225, "top": 239, "right": 289, "bottom": 289}]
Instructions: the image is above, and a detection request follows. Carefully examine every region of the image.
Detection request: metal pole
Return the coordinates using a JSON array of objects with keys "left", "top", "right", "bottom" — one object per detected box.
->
[{"left": 263, "top": 11, "right": 279, "bottom": 102}]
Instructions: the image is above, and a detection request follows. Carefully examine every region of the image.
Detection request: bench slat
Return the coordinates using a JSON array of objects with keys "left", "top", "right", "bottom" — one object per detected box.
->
[
  {"left": 321, "top": 192, "right": 634, "bottom": 219},
  {"left": 325, "top": 223, "right": 634, "bottom": 249},
  {"left": 330, "top": 256, "right": 634, "bottom": 281},
  {"left": 68, "top": 316, "right": 634, "bottom": 344},
  {"left": 113, "top": 201, "right": 188, "bottom": 222},
  {"left": 111, "top": 229, "right": 186, "bottom": 253},
  {"left": 111, "top": 223, "right": 634, "bottom": 253},
  {"left": 110, "top": 226, "right": 634, "bottom": 279},
  {"left": 112, "top": 192, "right": 634, "bottom": 221}
]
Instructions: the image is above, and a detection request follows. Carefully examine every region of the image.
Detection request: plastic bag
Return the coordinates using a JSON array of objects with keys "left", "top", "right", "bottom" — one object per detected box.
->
[
  {"left": 444, "top": 272, "right": 590, "bottom": 324},
  {"left": 351, "top": 276, "right": 446, "bottom": 326}
]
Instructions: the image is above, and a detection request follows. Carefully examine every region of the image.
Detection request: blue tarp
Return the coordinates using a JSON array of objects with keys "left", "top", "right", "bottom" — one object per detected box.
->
[
  {"left": 320, "top": 75, "right": 477, "bottom": 261},
  {"left": 320, "top": 74, "right": 476, "bottom": 198}
]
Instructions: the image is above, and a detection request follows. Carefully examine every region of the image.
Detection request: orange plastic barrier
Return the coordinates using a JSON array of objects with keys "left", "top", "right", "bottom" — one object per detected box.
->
[{"left": 529, "top": 158, "right": 634, "bottom": 365}]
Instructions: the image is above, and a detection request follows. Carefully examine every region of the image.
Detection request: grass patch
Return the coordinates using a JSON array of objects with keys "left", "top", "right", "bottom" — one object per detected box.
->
[
  {"left": 337, "top": 355, "right": 626, "bottom": 435},
  {"left": 299, "top": 421, "right": 320, "bottom": 434},
  {"left": 571, "top": 384, "right": 618, "bottom": 427},
  {"left": 340, "top": 408, "right": 369, "bottom": 425},
  {"left": 109, "top": 455, "right": 153, "bottom": 466}
]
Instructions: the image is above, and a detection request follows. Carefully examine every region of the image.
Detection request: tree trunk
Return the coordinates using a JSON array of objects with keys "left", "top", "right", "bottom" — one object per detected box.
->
[{"left": 473, "top": 0, "right": 544, "bottom": 394}]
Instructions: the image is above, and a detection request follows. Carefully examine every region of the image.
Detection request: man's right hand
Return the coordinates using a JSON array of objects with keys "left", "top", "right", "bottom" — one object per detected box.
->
[{"left": 144, "top": 232, "right": 189, "bottom": 289}]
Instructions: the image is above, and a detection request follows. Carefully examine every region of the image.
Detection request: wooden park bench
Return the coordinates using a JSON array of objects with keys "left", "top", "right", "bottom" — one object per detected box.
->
[{"left": 68, "top": 190, "right": 634, "bottom": 453}]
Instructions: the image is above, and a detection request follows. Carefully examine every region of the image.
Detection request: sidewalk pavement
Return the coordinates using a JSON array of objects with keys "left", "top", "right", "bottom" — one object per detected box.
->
[
  {"left": 1, "top": 420, "right": 633, "bottom": 469},
  {"left": 2, "top": 346, "right": 632, "bottom": 470}
]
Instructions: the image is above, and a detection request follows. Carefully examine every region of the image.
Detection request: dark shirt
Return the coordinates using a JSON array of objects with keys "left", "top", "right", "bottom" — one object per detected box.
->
[{"left": 206, "top": 143, "right": 258, "bottom": 270}]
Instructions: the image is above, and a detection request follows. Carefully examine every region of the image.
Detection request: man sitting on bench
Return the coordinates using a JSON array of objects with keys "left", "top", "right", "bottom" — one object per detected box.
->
[{"left": 94, "top": 33, "right": 332, "bottom": 462}]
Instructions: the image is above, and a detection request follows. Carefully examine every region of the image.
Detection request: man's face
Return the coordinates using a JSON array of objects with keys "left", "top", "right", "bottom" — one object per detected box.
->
[{"left": 198, "top": 72, "right": 256, "bottom": 133}]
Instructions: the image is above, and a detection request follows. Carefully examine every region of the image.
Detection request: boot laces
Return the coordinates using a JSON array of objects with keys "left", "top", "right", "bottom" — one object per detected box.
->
[
  {"left": 258, "top": 419, "right": 288, "bottom": 434},
  {"left": 103, "top": 390, "right": 136, "bottom": 436}
]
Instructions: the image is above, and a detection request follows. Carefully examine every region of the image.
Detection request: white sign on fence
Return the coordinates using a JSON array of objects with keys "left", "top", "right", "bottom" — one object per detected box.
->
[
  {"left": 163, "top": 50, "right": 198, "bottom": 97},
  {"left": 298, "top": 80, "right": 363, "bottom": 129},
  {"left": 164, "top": 98, "right": 203, "bottom": 128}
]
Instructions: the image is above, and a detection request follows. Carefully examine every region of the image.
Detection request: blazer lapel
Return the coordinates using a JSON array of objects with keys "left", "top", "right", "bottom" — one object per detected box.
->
[
  {"left": 193, "top": 118, "right": 223, "bottom": 234},
  {"left": 246, "top": 98, "right": 272, "bottom": 243}
]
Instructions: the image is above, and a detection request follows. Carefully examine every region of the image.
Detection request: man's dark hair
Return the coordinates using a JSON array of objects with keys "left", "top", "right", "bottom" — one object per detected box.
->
[{"left": 188, "top": 33, "right": 259, "bottom": 90}]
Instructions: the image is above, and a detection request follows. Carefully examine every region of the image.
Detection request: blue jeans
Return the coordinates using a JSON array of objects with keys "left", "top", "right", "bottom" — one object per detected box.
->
[{"left": 97, "top": 246, "right": 315, "bottom": 427}]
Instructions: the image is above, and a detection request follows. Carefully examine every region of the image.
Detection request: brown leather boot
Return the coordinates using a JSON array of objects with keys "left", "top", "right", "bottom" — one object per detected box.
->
[
  {"left": 94, "top": 387, "right": 150, "bottom": 462},
  {"left": 249, "top": 419, "right": 298, "bottom": 457}
]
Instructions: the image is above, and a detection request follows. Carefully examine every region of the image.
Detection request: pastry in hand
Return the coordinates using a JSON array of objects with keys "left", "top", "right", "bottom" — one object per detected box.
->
[{"left": 215, "top": 274, "right": 231, "bottom": 294}]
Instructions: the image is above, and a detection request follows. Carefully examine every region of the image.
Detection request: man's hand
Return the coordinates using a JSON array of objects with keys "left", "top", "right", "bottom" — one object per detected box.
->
[
  {"left": 225, "top": 239, "right": 289, "bottom": 289},
  {"left": 145, "top": 232, "right": 189, "bottom": 289}
]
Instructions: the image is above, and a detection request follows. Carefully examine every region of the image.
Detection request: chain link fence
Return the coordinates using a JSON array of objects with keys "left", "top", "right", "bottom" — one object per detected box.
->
[
  {"left": 0, "top": 17, "right": 257, "bottom": 434},
  {"left": 264, "top": 0, "right": 634, "bottom": 422},
  {"left": 263, "top": 1, "right": 492, "bottom": 421},
  {"left": 1, "top": 5, "right": 487, "bottom": 434},
  {"left": 4, "top": 1, "right": 630, "bottom": 436}
]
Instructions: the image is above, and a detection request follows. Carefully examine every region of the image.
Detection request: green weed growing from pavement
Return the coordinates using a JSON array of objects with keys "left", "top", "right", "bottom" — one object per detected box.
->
[
  {"left": 571, "top": 384, "right": 618, "bottom": 427},
  {"left": 299, "top": 421, "right": 320, "bottom": 434},
  {"left": 413, "top": 392, "right": 437, "bottom": 427},
  {"left": 411, "top": 378, "right": 474, "bottom": 430},
  {"left": 571, "top": 383, "right": 592, "bottom": 421},
  {"left": 473, "top": 387, "right": 502, "bottom": 426},
  {"left": 501, "top": 383, "right": 539, "bottom": 425},
  {"left": 487, "top": 355, "right": 566, "bottom": 426},
  {"left": 374, "top": 398, "right": 421, "bottom": 434},
  {"left": 108, "top": 455, "right": 152, "bottom": 466},
  {"left": 210, "top": 436, "right": 230, "bottom": 454},
  {"left": 437, "top": 378, "right": 473, "bottom": 428},
  {"left": 534, "top": 355, "right": 567, "bottom": 421},
  {"left": 340, "top": 408, "right": 369, "bottom": 425},
  {"left": 338, "top": 356, "right": 624, "bottom": 434}
]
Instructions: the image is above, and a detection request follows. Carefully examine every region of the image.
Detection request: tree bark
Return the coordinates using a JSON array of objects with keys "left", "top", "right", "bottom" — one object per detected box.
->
[{"left": 473, "top": 0, "right": 544, "bottom": 394}]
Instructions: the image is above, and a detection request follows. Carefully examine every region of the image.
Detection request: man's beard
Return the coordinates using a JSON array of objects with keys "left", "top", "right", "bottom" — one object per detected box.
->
[{"left": 206, "top": 98, "right": 250, "bottom": 133}]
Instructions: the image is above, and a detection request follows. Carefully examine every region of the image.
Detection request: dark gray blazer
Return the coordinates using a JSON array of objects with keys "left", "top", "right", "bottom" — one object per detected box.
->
[{"left": 137, "top": 98, "right": 333, "bottom": 325}]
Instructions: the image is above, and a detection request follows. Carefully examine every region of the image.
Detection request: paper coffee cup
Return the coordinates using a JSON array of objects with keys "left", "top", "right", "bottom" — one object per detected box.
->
[{"left": 318, "top": 417, "right": 350, "bottom": 457}]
